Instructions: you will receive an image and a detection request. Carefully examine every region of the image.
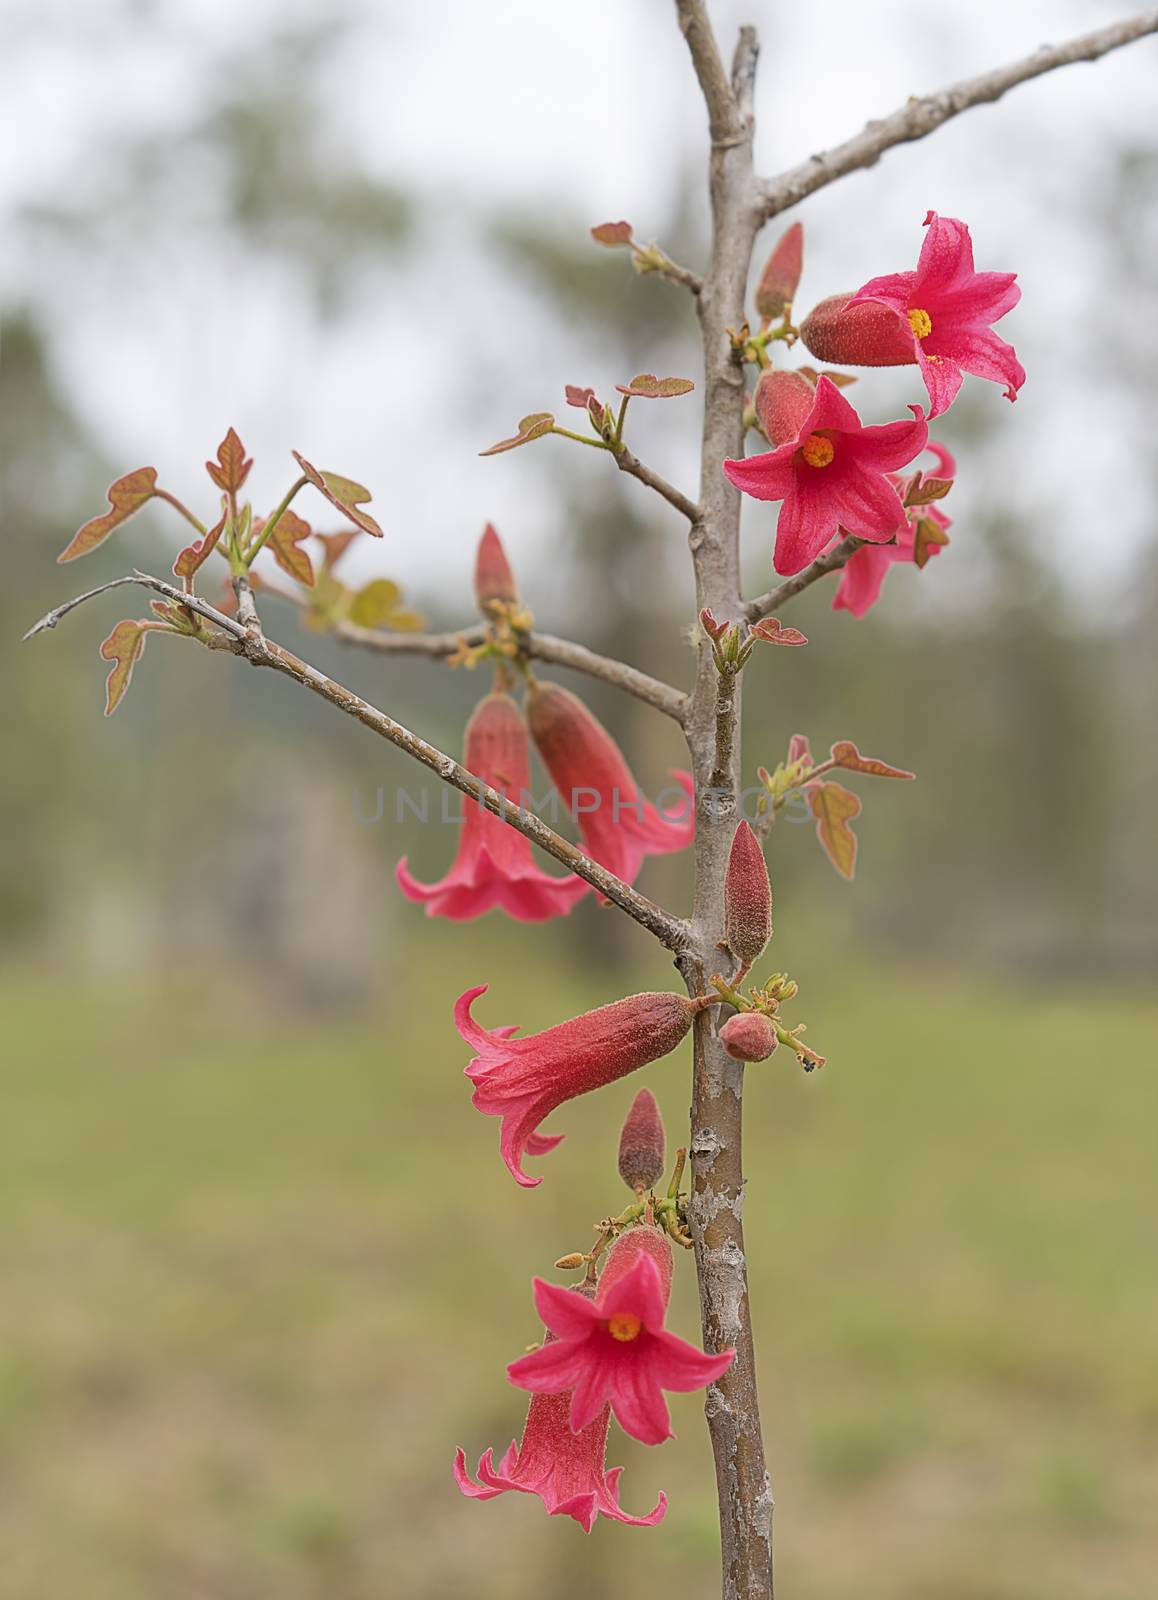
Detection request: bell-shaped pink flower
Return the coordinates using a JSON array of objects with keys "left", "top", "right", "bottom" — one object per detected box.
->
[
  {"left": 846, "top": 212, "right": 1024, "bottom": 418},
  {"left": 723, "top": 376, "right": 928, "bottom": 576},
  {"left": 833, "top": 442, "right": 955, "bottom": 618},
  {"left": 396, "top": 691, "right": 587, "bottom": 922},
  {"left": 454, "top": 1389, "right": 666, "bottom": 1532},
  {"left": 526, "top": 681, "right": 694, "bottom": 884},
  {"left": 457, "top": 987, "right": 703, "bottom": 1187},
  {"left": 507, "top": 1227, "right": 734, "bottom": 1446}
]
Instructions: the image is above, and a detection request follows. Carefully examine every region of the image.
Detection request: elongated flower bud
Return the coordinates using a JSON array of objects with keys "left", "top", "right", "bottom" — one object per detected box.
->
[
  {"left": 474, "top": 522, "right": 519, "bottom": 611},
  {"left": 719, "top": 1011, "right": 778, "bottom": 1063},
  {"left": 457, "top": 987, "right": 701, "bottom": 1186},
  {"left": 753, "top": 368, "right": 814, "bottom": 446},
  {"left": 754, "top": 221, "right": 803, "bottom": 322},
  {"left": 800, "top": 293, "right": 915, "bottom": 368},
  {"left": 527, "top": 681, "right": 693, "bottom": 884},
  {"left": 723, "top": 821, "right": 772, "bottom": 966},
  {"left": 617, "top": 1087, "right": 666, "bottom": 1193}
]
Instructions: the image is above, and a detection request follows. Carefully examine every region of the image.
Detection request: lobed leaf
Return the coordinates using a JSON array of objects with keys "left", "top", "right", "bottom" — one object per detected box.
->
[
  {"left": 292, "top": 452, "right": 384, "bottom": 538},
  {"left": 479, "top": 413, "right": 555, "bottom": 456},
  {"left": 263, "top": 508, "right": 315, "bottom": 587},
  {"left": 830, "top": 740, "right": 914, "bottom": 780},
  {"left": 565, "top": 384, "right": 597, "bottom": 409},
  {"left": 614, "top": 373, "right": 695, "bottom": 399},
  {"left": 590, "top": 220, "right": 634, "bottom": 247},
  {"left": 99, "top": 619, "right": 154, "bottom": 716},
  {"left": 205, "top": 427, "right": 253, "bottom": 494},
  {"left": 808, "top": 782, "right": 862, "bottom": 880},
  {"left": 173, "top": 508, "right": 227, "bottom": 580},
  {"left": 913, "top": 516, "right": 951, "bottom": 569},
  {"left": 750, "top": 616, "right": 808, "bottom": 647},
  {"left": 904, "top": 472, "right": 953, "bottom": 508},
  {"left": 317, "top": 530, "right": 359, "bottom": 571},
  {"left": 58, "top": 468, "right": 159, "bottom": 563},
  {"left": 794, "top": 365, "right": 858, "bottom": 388}
]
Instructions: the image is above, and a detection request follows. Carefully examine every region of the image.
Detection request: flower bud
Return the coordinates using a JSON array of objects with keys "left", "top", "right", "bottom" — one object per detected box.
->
[
  {"left": 723, "top": 821, "right": 772, "bottom": 966},
  {"left": 597, "top": 1223, "right": 673, "bottom": 1308},
  {"left": 474, "top": 522, "right": 519, "bottom": 612},
  {"left": 754, "top": 221, "right": 803, "bottom": 322},
  {"left": 719, "top": 1011, "right": 778, "bottom": 1062},
  {"left": 752, "top": 368, "right": 814, "bottom": 446},
  {"left": 617, "top": 1087, "right": 666, "bottom": 1193},
  {"left": 799, "top": 293, "right": 915, "bottom": 368}
]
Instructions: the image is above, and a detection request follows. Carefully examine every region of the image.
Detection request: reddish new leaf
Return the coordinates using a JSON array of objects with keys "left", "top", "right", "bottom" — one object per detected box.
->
[
  {"left": 99, "top": 619, "right": 154, "bottom": 716},
  {"left": 787, "top": 733, "right": 813, "bottom": 767},
  {"left": 479, "top": 413, "right": 555, "bottom": 456},
  {"left": 614, "top": 374, "right": 695, "bottom": 399},
  {"left": 808, "top": 782, "right": 862, "bottom": 880},
  {"left": 58, "top": 468, "right": 159, "bottom": 563},
  {"left": 317, "top": 530, "right": 358, "bottom": 571},
  {"left": 149, "top": 599, "right": 200, "bottom": 635},
  {"left": 591, "top": 220, "right": 634, "bottom": 247},
  {"left": 750, "top": 616, "right": 808, "bottom": 647},
  {"left": 263, "top": 508, "right": 315, "bottom": 587},
  {"left": 565, "top": 384, "right": 597, "bottom": 409},
  {"left": 904, "top": 472, "right": 953, "bottom": 508},
  {"left": 913, "top": 515, "right": 951, "bottom": 569},
  {"left": 292, "top": 452, "right": 384, "bottom": 538},
  {"left": 794, "top": 365, "right": 858, "bottom": 388},
  {"left": 206, "top": 428, "right": 253, "bottom": 494},
  {"left": 830, "top": 740, "right": 915, "bottom": 781},
  {"left": 173, "top": 509, "right": 227, "bottom": 580}
]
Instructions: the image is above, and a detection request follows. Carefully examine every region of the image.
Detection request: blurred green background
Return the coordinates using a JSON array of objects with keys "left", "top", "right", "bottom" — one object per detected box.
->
[{"left": 3, "top": 3, "right": 1157, "bottom": 1597}]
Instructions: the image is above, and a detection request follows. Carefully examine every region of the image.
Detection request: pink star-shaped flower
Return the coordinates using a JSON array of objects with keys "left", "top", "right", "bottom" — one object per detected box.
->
[
  {"left": 847, "top": 212, "right": 1025, "bottom": 418},
  {"left": 723, "top": 376, "right": 928, "bottom": 576},
  {"left": 833, "top": 441, "right": 955, "bottom": 617},
  {"left": 507, "top": 1228, "right": 734, "bottom": 1446}
]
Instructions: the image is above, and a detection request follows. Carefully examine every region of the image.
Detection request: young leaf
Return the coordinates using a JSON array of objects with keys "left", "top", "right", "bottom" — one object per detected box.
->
[
  {"left": 913, "top": 515, "right": 951, "bottom": 569},
  {"left": 479, "top": 413, "right": 555, "bottom": 456},
  {"left": 787, "top": 733, "right": 813, "bottom": 767},
  {"left": 794, "top": 365, "right": 858, "bottom": 388},
  {"left": 149, "top": 599, "right": 201, "bottom": 636},
  {"left": 99, "top": 619, "right": 155, "bottom": 716},
  {"left": 317, "top": 530, "right": 359, "bottom": 571},
  {"left": 58, "top": 468, "right": 159, "bottom": 563},
  {"left": 614, "top": 374, "right": 695, "bottom": 399},
  {"left": 591, "top": 220, "right": 634, "bottom": 247},
  {"left": 263, "top": 508, "right": 315, "bottom": 587},
  {"left": 206, "top": 428, "right": 253, "bottom": 494},
  {"left": 808, "top": 782, "right": 862, "bottom": 880},
  {"left": 904, "top": 472, "right": 953, "bottom": 508},
  {"left": 173, "top": 508, "right": 227, "bottom": 581},
  {"left": 346, "top": 578, "right": 397, "bottom": 627},
  {"left": 830, "top": 740, "right": 915, "bottom": 780},
  {"left": 292, "top": 452, "right": 384, "bottom": 538},
  {"left": 750, "top": 616, "right": 808, "bottom": 647},
  {"left": 565, "top": 384, "right": 598, "bottom": 409}
]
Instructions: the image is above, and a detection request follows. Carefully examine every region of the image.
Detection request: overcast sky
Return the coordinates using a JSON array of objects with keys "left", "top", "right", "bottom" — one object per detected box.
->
[{"left": 3, "top": 0, "right": 1156, "bottom": 616}]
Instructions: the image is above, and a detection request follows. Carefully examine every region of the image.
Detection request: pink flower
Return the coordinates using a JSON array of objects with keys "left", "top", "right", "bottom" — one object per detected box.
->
[
  {"left": 457, "top": 987, "right": 703, "bottom": 1187},
  {"left": 455, "top": 1305, "right": 666, "bottom": 1533},
  {"left": 832, "top": 442, "right": 955, "bottom": 618},
  {"left": 846, "top": 212, "right": 1024, "bottom": 418},
  {"left": 507, "top": 1227, "right": 734, "bottom": 1445},
  {"left": 723, "top": 377, "right": 928, "bottom": 576},
  {"left": 526, "top": 681, "right": 694, "bottom": 884},
  {"left": 396, "top": 691, "right": 587, "bottom": 922}
]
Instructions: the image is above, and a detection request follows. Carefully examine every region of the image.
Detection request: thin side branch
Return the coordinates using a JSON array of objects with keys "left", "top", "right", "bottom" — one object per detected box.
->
[
  {"left": 24, "top": 572, "right": 689, "bottom": 952},
  {"left": 674, "top": 0, "right": 745, "bottom": 145},
  {"left": 652, "top": 257, "right": 705, "bottom": 296},
  {"left": 744, "top": 536, "right": 864, "bottom": 623},
  {"left": 616, "top": 446, "right": 703, "bottom": 525},
  {"left": 759, "top": 11, "right": 1158, "bottom": 217}
]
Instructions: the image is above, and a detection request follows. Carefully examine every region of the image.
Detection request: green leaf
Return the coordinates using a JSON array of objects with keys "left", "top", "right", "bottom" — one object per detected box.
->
[
  {"left": 808, "top": 782, "right": 862, "bottom": 880},
  {"left": 58, "top": 469, "right": 159, "bottom": 563},
  {"left": 264, "top": 508, "right": 315, "bottom": 587},
  {"left": 349, "top": 578, "right": 401, "bottom": 627}
]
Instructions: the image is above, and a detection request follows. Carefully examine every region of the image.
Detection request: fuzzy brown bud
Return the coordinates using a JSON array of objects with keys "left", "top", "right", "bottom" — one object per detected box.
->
[
  {"left": 723, "top": 821, "right": 772, "bottom": 966},
  {"left": 799, "top": 293, "right": 915, "bottom": 368},
  {"left": 617, "top": 1087, "right": 666, "bottom": 1193}
]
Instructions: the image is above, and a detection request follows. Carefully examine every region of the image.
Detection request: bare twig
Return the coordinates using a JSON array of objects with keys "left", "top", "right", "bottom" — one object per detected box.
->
[
  {"left": 651, "top": 256, "right": 705, "bottom": 296},
  {"left": 675, "top": 5, "right": 774, "bottom": 1597},
  {"left": 23, "top": 572, "right": 689, "bottom": 953},
  {"left": 744, "top": 536, "right": 864, "bottom": 623},
  {"left": 616, "top": 446, "right": 703, "bottom": 525},
  {"left": 325, "top": 617, "right": 690, "bottom": 723},
  {"left": 759, "top": 12, "right": 1158, "bottom": 218}
]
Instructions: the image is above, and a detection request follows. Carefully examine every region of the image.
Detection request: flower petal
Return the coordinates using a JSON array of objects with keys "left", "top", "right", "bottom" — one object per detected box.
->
[
  {"left": 803, "top": 373, "right": 865, "bottom": 435},
  {"left": 843, "top": 408, "right": 929, "bottom": 474},
  {"left": 723, "top": 445, "right": 797, "bottom": 502},
  {"left": 772, "top": 469, "right": 838, "bottom": 575},
  {"left": 939, "top": 327, "right": 1026, "bottom": 402},
  {"left": 916, "top": 347, "right": 964, "bottom": 418},
  {"left": 454, "top": 1446, "right": 508, "bottom": 1500},
  {"left": 507, "top": 1336, "right": 591, "bottom": 1395},
  {"left": 531, "top": 1277, "right": 601, "bottom": 1341},
  {"left": 916, "top": 212, "right": 976, "bottom": 295},
  {"left": 826, "top": 467, "right": 907, "bottom": 544},
  {"left": 608, "top": 1352, "right": 673, "bottom": 1446},
  {"left": 599, "top": 1253, "right": 669, "bottom": 1333},
  {"left": 647, "top": 1329, "right": 736, "bottom": 1392},
  {"left": 846, "top": 269, "right": 918, "bottom": 316}
]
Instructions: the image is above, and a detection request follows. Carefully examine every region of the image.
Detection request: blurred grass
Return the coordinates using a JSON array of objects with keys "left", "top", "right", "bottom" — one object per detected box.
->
[{"left": 1, "top": 937, "right": 1156, "bottom": 1600}]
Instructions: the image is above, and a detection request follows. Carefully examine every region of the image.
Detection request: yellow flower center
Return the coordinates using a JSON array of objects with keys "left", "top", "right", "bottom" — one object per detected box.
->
[
  {"left": 907, "top": 307, "right": 933, "bottom": 339},
  {"left": 607, "top": 1312, "right": 643, "bottom": 1343},
  {"left": 800, "top": 433, "right": 835, "bottom": 469}
]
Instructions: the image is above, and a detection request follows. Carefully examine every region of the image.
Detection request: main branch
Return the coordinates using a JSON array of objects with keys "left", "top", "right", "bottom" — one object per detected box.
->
[
  {"left": 25, "top": 572, "right": 688, "bottom": 952},
  {"left": 759, "top": 11, "right": 1158, "bottom": 217}
]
